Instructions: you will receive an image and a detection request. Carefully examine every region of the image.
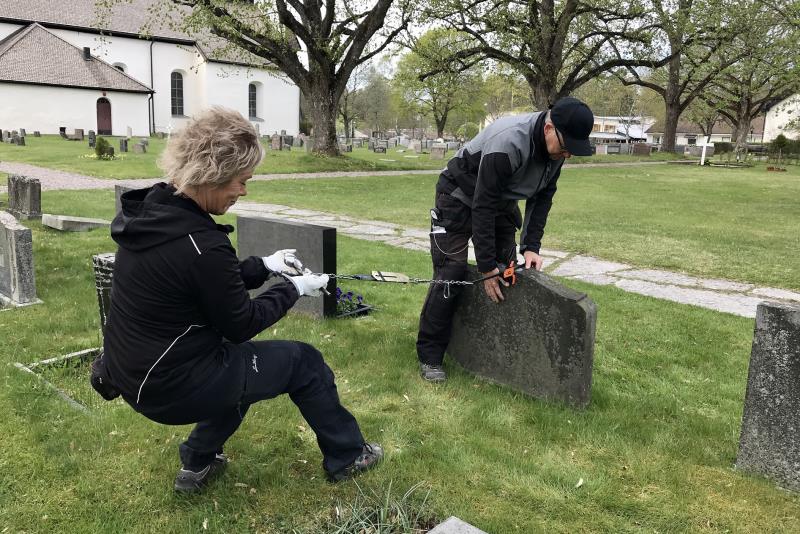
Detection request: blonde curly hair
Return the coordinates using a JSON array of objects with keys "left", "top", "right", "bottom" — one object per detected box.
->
[{"left": 159, "top": 107, "right": 263, "bottom": 194}]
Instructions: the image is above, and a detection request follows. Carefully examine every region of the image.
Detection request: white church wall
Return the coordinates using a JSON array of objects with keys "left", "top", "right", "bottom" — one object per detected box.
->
[
  {"left": 204, "top": 63, "right": 299, "bottom": 136},
  {"left": 0, "top": 83, "right": 149, "bottom": 136},
  {"left": 764, "top": 94, "right": 800, "bottom": 142},
  {"left": 151, "top": 41, "right": 206, "bottom": 133}
]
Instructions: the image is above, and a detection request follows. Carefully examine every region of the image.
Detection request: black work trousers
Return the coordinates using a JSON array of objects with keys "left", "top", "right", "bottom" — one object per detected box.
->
[
  {"left": 416, "top": 192, "right": 518, "bottom": 366},
  {"left": 138, "top": 340, "right": 364, "bottom": 475}
]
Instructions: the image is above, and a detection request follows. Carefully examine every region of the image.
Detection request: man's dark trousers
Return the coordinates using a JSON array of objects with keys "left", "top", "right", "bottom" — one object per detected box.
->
[
  {"left": 416, "top": 191, "right": 518, "bottom": 366},
  {"left": 139, "top": 340, "right": 365, "bottom": 475}
]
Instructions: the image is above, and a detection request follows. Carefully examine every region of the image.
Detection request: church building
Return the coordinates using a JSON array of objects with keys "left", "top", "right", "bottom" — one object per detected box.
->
[{"left": 0, "top": 1, "right": 300, "bottom": 137}]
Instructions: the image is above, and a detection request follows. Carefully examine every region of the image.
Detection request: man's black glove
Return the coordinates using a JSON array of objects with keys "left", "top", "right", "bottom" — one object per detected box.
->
[{"left": 90, "top": 350, "right": 120, "bottom": 401}]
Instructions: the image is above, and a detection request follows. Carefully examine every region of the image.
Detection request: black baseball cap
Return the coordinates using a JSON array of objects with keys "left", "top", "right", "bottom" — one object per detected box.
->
[{"left": 550, "top": 97, "right": 594, "bottom": 156}]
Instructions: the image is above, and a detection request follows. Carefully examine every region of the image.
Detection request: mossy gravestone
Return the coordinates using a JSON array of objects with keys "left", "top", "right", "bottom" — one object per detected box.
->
[
  {"left": 448, "top": 267, "right": 596, "bottom": 408},
  {"left": 737, "top": 301, "right": 800, "bottom": 491}
]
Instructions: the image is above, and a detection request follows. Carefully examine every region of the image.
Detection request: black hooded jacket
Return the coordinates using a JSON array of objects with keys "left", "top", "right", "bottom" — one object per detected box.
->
[{"left": 103, "top": 183, "right": 299, "bottom": 410}]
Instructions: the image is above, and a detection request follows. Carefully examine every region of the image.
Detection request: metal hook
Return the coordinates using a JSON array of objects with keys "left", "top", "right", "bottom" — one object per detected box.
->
[{"left": 443, "top": 281, "right": 451, "bottom": 299}]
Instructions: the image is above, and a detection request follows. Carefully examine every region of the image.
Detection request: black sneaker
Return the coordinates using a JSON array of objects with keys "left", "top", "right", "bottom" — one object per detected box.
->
[
  {"left": 326, "top": 442, "right": 384, "bottom": 482},
  {"left": 174, "top": 453, "right": 228, "bottom": 493},
  {"left": 419, "top": 363, "right": 447, "bottom": 383}
]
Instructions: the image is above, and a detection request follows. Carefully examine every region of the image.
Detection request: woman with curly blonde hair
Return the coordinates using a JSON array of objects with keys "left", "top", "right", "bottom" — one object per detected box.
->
[{"left": 96, "top": 107, "right": 382, "bottom": 493}]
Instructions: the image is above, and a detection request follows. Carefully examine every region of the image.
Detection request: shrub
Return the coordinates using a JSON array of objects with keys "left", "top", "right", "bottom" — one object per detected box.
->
[
  {"left": 456, "top": 122, "right": 480, "bottom": 141},
  {"left": 95, "top": 136, "right": 111, "bottom": 158},
  {"left": 770, "top": 134, "right": 789, "bottom": 152}
]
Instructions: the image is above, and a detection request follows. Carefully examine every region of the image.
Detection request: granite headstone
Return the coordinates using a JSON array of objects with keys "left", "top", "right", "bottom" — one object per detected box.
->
[
  {"left": 92, "top": 253, "right": 115, "bottom": 333},
  {"left": 0, "top": 211, "right": 39, "bottom": 306},
  {"left": 430, "top": 144, "right": 447, "bottom": 160},
  {"left": 632, "top": 143, "right": 651, "bottom": 156},
  {"left": 736, "top": 302, "right": 800, "bottom": 491},
  {"left": 237, "top": 216, "right": 337, "bottom": 318},
  {"left": 448, "top": 267, "right": 596, "bottom": 408},
  {"left": 7, "top": 175, "right": 41, "bottom": 220},
  {"left": 271, "top": 133, "right": 283, "bottom": 151},
  {"left": 88, "top": 130, "right": 96, "bottom": 148}
]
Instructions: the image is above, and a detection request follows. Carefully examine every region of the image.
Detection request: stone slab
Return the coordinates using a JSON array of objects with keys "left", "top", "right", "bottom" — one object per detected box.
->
[
  {"left": 737, "top": 302, "right": 800, "bottom": 491},
  {"left": 0, "top": 211, "right": 39, "bottom": 306},
  {"left": 237, "top": 215, "right": 336, "bottom": 317},
  {"left": 42, "top": 214, "right": 111, "bottom": 232},
  {"left": 550, "top": 255, "right": 630, "bottom": 277},
  {"left": 428, "top": 516, "right": 488, "bottom": 534},
  {"left": 448, "top": 266, "right": 596, "bottom": 408},
  {"left": 752, "top": 287, "right": 800, "bottom": 303}
]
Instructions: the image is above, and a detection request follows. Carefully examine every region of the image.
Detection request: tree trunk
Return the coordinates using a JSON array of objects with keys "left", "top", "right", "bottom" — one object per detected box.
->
[
  {"left": 306, "top": 75, "right": 340, "bottom": 156},
  {"left": 733, "top": 97, "right": 753, "bottom": 153},
  {"left": 526, "top": 72, "right": 556, "bottom": 110},
  {"left": 661, "top": 54, "right": 682, "bottom": 153},
  {"left": 435, "top": 111, "right": 448, "bottom": 138}
]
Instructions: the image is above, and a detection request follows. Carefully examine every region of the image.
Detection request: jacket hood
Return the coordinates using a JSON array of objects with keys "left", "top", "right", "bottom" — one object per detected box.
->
[{"left": 111, "top": 182, "right": 228, "bottom": 251}]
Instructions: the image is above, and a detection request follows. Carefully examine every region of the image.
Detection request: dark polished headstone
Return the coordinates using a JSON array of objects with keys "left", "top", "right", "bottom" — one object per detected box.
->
[
  {"left": 736, "top": 301, "right": 800, "bottom": 491},
  {"left": 119, "top": 138, "right": 128, "bottom": 152},
  {"left": 92, "top": 253, "right": 115, "bottom": 334},
  {"left": 0, "top": 211, "right": 39, "bottom": 306},
  {"left": 19, "top": 128, "right": 26, "bottom": 137},
  {"left": 632, "top": 143, "right": 651, "bottom": 156},
  {"left": 448, "top": 267, "right": 596, "bottom": 408},
  {"left": 7, "top": 174, "right": 41, "bottom": 220},
  {"left": 33, "top": 131, "right": 41, "bottom": 137},
  {"left": 237, "top": 215, "right": 336, "bottom": 318},
  {"left": 374, "top": 146, "right": 386, "bottom": 154}
]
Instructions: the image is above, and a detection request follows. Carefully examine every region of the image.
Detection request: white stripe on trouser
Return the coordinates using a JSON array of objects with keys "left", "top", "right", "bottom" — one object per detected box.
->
[{"left": 136, "top": 324, "right": 204, "bottom": 404}]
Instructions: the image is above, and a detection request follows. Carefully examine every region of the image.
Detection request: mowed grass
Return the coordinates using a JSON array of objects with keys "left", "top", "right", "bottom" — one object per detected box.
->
[
  {"left": 0, "top": 190, "right": 799, "bottom": 532},
  {"left": 0, "top": 135, "right": 679, "bottom": 180},
  {"left": 238, "top": 163, "right": 800, "bottom": 290}
]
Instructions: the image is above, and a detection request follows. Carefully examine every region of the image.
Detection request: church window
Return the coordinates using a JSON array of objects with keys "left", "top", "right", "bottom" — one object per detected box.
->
[
  {"left": 171, "top": 72, "right": 184, "bottom": 116},
  {"left": 249, "top": 83, "right": 258, "bottom": 118}
]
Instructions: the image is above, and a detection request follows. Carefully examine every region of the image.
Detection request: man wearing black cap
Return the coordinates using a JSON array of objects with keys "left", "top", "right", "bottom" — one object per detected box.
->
[{"left": 416, "top": 96, "right": 594, "bottom": 382}]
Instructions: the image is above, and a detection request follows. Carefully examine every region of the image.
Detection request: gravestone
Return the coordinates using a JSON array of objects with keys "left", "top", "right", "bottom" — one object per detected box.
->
[
  {"left": 115, "top": 185, "right": 136, "bottom": 214},
  {"left": 352, "top": 139, "right": 362, "bottom": 148},
  {"left": 0, "top": 211, "right": 39, "bottom": 306},
  {"left": 368, "top": 139, "right": 375, "bottom": 151},
  {"left": 19, "top": 128, "right": 26, "bottom": 137},
  {"left": 446, "top": 141, "right": 460, "bottom": 151},
  {"left": 0, "top": 130, "right": 5, "bottom": 142},
  {"left": 430, "top": 143, "right": 447, "bottom": 160},
  {"left": 283, "top": 135, "right": 294, "bottom": 147},
  {"left": 448, "top": 267, "right": 596, "bottom": 408},
  {"left": 88, "top": 130, "right": 96, "bottom": 148},
  {"left": 409, "top": 140, "right": 422, "bottom": 153},
  {"left": 33, "top": 131, "right": 41, "bottom": 137},
  {"left": 736, "top": 302, "right": 800, "bottom": 492},
  {"left": 237, "top": 216, "right": 336, "bottom": 318},
  {"left": 374, "top": 146, "right": 387, "bottom": 154},
  {"left": 594, "top": 144, "right": 608, "bottom": 155},
  {"left": 92, "top": 253, "right": 115, "bottom": 333},
  {"left": 133, "top": 143, "right": 146, "bottom": 154},
  {"left": 607, "top": 144, "right": 621, "bottom": 154},
  {"left": 73, "top": 128, "right": 84, "bottom": 141},
  {"left": 673, "top": 144, "right": 687, "bottom": 155},
  {"left": 4, "top": 131, "right": 11, "bottom": 142},
  {"left": 10, "top": 132, "right": 19, "bottom": 145},
  {"left": 119, "top": 138, "right": 128, "bottom": 153},
  {"left": 126, "top": 126, "right": 132, "bottom": 139},
  {"left": 271, "top": 133, "right": 282, "bottom": 151},
  {"left": 388, "top": 139, "right": 397, "bottom": 148},
  {"left": 280, "top": 129, "right": 287, "bottom": 136},
  {"left": 293, "top": 136, "right": 303, "bottom": 147},
  {"left": 16, "top": 136, "right": 25, "bottom": 146},
  {"left": 340, "top": 144, "right": 353, "bottom": 153},
  {"left": 632, "top": 143, "right": 650, "bottom": 156},
  {"left": 59, "top": 127, "right": 68, "bottom": 139},
  {"left": 42, "top": 214, "right": 111, "bottom": 232},
  {"left": 7, "top": 175, "right": 41, "bottom": 220},
  {"left": 428, "top": 517, "right": 488, "bottom": 534},
  {"left": 254, "top": 123, "right": 261, "bottom": 137},
  {"left": 305, "top": 139, "right": 315, "bottom": 153}
]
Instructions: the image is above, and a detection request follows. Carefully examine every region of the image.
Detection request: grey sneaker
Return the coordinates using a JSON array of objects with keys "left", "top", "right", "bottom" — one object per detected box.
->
[
  {"left": 174, "top": 453, "right": 228, "bottom": 493},
  {"left": 327, "top": 442, "right": 384, "bottom": 482},
  {"left": 419, "top": 363, "right": 447, "bottom": 383}
]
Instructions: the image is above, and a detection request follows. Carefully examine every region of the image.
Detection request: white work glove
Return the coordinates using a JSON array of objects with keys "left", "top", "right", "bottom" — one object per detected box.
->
[
  {"left": 262, "top": 249, "right": 304, "bottom": 276},
  {"left": 285, "top": 270, "right": 329, "bottom": 297}
]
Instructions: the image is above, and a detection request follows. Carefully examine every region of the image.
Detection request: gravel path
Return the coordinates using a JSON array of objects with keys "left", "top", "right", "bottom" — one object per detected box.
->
[{"left": 0, "top": 160, "right": 672, "bottom": 193}]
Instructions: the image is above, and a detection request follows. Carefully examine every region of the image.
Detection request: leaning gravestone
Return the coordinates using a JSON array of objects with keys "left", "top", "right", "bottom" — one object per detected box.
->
[
  {"left": 7, "top": 175, "right": 41, "bottom": 220},
  {"left": 448, "top": 267, "right": 596, "bottom": 408},
  {"left": 0, "top": 211, "right": 39, "bottom": 306},
  {"left": 115, "top": 185, "right": 136, "bottom": 214},
  {"left": 736, "top": 302, "right": 800, "bottom": 492},
  {"left": 237, "top": 215, "right": 336, "bottom": 318},
  {"left": 92, "top": 253, "right": 115, "bottom": 333}
]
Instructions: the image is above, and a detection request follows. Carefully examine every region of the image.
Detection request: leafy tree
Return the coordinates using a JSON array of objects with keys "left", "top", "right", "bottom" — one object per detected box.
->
[
  {"left": 394, "top": 29, "right": 484, "bottom": 137},
  {"left": 98, "top": 0, "right": 412, "bottom": 156},
  {"left": 700, "top": 1, "right": 800, "bottom": 150},
  {"left": 614, "top": 0, "right": 743, "bottom": 152},
  {"left": 422, "top": 0, "right": 673, "bottom": 108},
  {"left": 482, "top": 69, "right": 532, "bottom": 121},
  {"left": 353, "top": 68, "right": 397, "bottom": 134},
  {"left": 338, "top": 64, "right": 369, "bottom": 141}
]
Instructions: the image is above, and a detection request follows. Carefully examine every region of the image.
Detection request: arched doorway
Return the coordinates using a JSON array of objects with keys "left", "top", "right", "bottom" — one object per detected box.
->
[{"left": 97, "top": 98, "right": 112, "bottom": 135}]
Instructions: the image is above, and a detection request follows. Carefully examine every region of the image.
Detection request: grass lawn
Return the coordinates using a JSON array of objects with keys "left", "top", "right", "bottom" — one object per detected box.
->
[
  {"left": 0, "top": 135, "right": 679, "bottom": 180},
  {"left": 1, "top": 190, "right": 799, "bottom": 532},
  {"left": 236, "top": 163, "right": 800, "bottom": 291}
]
